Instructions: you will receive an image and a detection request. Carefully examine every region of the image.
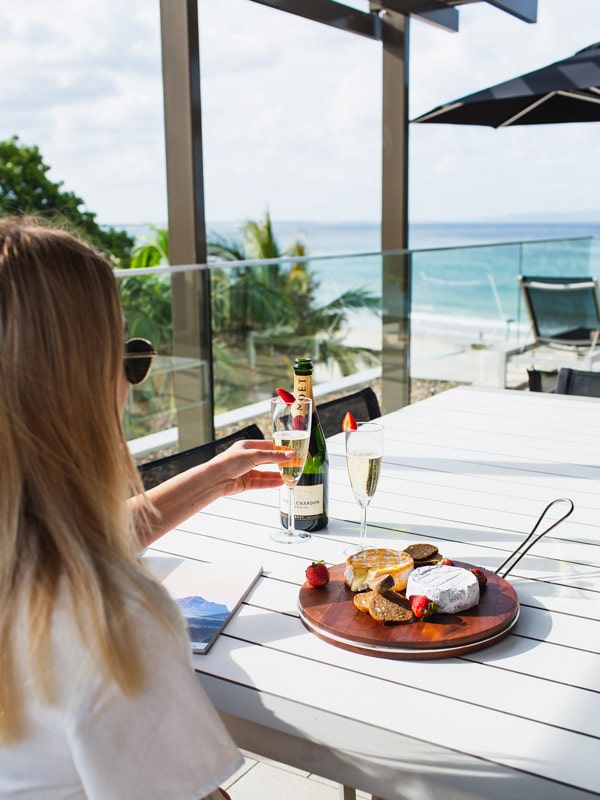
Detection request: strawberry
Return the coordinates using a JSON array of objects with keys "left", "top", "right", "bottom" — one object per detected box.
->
[
  {"left": 305, "top": 561, "right": 330, "bottom": 588},
  {"left": 342, "top": 411, "right": 358, "bottom": 431},
  {"left": 276, "top": 387, "right": 295, "bottom": 405},
  {"left": 440, "top": 558, "right": 454, "bottom": 566},
  {"left": 471, "top": 568, "right": 488, "bottom": 590},
  {"left": 292, "top": 414, "right": 307, "bottom": 431},
  {"left": 409, "top": 595, "right": 439, "bottom": 620}
]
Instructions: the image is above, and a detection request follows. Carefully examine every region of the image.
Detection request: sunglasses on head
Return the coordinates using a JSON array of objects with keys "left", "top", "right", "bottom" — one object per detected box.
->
[{"left": 123, "top": 338, "right": 157, "bottom": 385}]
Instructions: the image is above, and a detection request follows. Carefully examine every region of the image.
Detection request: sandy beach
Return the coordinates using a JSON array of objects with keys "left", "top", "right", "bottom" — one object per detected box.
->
[{"left": 342, "top": 308, "right": 532, "bottom": 391}]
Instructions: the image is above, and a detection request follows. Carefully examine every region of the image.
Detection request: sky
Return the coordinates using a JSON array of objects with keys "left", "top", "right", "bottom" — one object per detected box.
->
[{"left": 0, "top": 0, "right": 598, "bottom": 226}]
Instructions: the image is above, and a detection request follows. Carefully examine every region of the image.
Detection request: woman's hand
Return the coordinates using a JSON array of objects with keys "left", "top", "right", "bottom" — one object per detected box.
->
[
  {"left": 211, "top": 438, "right": 292, "bottom": 496},
  {"left": 132, "top": 439, "right": 293, "bottom": 547}
]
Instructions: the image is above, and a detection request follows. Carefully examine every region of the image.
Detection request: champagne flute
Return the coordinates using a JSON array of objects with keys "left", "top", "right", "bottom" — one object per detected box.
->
[
  {"left": 271, "top": 396, "right": 312, "bottom": 543},
  {"left": 344, "top": 421, "right": 384, "bottom": 555}
]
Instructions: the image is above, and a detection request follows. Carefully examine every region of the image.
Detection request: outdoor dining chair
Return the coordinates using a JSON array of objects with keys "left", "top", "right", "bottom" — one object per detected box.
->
[
  {"left": 519, "top": 275, "right": 600, "bottom": 358},
  {"left": 555, "top": 367, "right": 600, "bottom": 398},
  {"left": 138, "top": 423, "right": 264, "bottom": 490},
  {"left": 317, "top": 386, "right": 381, "bottom": 438},
  {"left": 526, "top": 367, "right": 558, "bottom": 392}
]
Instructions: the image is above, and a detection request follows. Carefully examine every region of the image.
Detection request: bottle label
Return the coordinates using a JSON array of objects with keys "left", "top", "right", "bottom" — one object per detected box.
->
[
  {"left": 291, "top": 397, "right": 308, "bottom": 429},
  {"left": 294, "top": 374, "right": 310, "bottom": 400},
  {"left": 280, "top": 484, "right": 324, "bottom": 519}
]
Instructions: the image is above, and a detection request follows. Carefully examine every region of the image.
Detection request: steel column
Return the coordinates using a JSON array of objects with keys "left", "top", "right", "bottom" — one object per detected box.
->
[
  {"left": 381, "top": 12, "right": 411, "bottom": 412},
  {"left": 160, "top": 0, "right": 214, "bottom": 447}
]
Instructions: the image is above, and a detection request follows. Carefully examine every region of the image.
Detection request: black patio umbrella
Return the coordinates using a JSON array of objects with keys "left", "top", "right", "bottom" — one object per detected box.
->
[{"left": 412, "top": 41, "right": 600, "bottom": 128}]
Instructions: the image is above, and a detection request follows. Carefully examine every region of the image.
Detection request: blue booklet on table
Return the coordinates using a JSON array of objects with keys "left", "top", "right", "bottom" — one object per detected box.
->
[{"left": 144, "top": 554, "right": 263, "bottom": 653}]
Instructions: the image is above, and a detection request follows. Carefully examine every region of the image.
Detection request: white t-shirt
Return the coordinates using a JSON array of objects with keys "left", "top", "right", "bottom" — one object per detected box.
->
[{"left": 0, "top": 584, "right": 242, "bottom": 799}]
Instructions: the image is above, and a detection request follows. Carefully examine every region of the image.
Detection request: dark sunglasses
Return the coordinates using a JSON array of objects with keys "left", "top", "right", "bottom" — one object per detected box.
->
[{"left": 123, "top": 338, "right": 157, "bottom": 385}]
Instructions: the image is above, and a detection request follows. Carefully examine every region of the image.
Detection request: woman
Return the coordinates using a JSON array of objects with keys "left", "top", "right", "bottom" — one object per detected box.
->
[{"left": 0, "top": 219, "right": 293, "bottom": 798}]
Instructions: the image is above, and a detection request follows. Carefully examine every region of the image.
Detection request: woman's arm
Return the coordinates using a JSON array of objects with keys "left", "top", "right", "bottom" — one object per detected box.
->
[{"left": 131, "top": 439, "right": 293, "bottom": 547}]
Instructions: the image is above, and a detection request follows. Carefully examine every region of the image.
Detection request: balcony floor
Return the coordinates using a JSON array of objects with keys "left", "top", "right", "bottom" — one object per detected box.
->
[{"left": 224, "top": 752, "right": 371, "bottom": 799}]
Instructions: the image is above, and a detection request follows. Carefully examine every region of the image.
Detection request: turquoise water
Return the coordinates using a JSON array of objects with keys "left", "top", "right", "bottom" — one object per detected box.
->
[
  {"left": 410, "top": 233, "right": 600, "bottom": 342},
  {"left": 207, "top": 219, "right": 600, "bottom": 254},
  {"left": 122, "top": 220, "right": 600, "bottom": 343},
  {"left": 255, "top": 221, "right": 600, "bottom": 342}
]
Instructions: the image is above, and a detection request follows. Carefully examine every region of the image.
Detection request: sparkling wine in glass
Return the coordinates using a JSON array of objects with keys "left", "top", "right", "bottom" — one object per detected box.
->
[
  {"left": 271, "top": 396, "right": 312, "bottom": 543},
  {"left": 344, "top": 421, "right": 383, "bottom": 555}
]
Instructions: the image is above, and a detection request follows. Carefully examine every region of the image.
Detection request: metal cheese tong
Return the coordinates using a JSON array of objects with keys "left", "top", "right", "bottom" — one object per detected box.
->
[{"left": 495, "top": 497, "right": 574, "bottom": 579}]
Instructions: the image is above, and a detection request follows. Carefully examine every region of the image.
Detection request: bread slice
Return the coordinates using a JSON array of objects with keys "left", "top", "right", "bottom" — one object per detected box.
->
[{"left": 368, "top": 592, "right": 413, "bottom": 624}]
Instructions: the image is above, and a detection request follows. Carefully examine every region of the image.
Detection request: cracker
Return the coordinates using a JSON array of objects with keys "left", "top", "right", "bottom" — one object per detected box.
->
[
  {"left": 404, "top": 543, "right": 439, "bottom": 563},
  {"left": 353, "top": 591, "right": 373, "bottom": 613}
]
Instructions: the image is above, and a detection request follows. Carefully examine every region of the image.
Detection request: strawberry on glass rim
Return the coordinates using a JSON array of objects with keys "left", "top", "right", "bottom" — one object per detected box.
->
[
  {"left": 342, "top": 411, "right": 358, "bottom": 431},
  {"left": 276, "top": 387, "right": 295, "bottom": 405}
]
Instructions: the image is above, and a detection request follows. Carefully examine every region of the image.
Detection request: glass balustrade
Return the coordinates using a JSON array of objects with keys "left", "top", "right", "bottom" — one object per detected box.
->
[{"left": 116, "top": 235, "right": 599, "bottom": 461}]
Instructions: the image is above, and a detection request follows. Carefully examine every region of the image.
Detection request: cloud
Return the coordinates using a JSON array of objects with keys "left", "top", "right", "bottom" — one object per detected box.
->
[
  {"left": 199, "top": 0, "right": 382, "bottom": 221},
  {"left": 1, "top": 0, "right": 598, "bottom": 225},
  {"left": 0, "top": 0, "right": 165, "bottom": 223}
]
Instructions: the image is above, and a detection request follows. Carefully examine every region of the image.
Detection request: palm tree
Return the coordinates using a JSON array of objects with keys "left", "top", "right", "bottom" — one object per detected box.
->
[
  {"left": 130, "top": 224, "right": 169, "bottom": 268},
  {"left": 208, "top": 212, "right": 380, "bottom": 392}
]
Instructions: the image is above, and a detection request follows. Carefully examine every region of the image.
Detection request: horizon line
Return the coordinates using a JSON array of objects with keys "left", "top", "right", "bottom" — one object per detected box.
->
[{"left": 102, "top": 216, "right": 600, "bottom": 228}]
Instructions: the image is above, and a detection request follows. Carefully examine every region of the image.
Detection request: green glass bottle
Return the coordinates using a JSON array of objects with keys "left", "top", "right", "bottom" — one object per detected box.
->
[{"left": 280, "top": 358, "right": 329, "bottom": 531}]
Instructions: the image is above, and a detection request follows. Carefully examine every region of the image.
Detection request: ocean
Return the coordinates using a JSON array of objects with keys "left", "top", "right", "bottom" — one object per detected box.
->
[
  {"left": 207, "top": 219, "right": 600, "bottom": 255},
  {"left": 124, "top": 219, "right": 600, "bottom": 255},
  {"left": 122, "top": 220, "right": 600, "bottom": 345}
]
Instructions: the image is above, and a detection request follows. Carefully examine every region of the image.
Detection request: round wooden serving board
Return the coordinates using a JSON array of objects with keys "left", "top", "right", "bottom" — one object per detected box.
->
[{"left": 298, "top": 562, "right": 519, "bottom": 660}]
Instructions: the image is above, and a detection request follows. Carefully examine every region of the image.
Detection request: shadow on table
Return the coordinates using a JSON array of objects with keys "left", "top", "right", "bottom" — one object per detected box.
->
[
  {"left": 205, "top": 670, "right": 528, "bottom": 800},
  {"left": 382, "top": 455, "right": 600, "bottom": 481}
]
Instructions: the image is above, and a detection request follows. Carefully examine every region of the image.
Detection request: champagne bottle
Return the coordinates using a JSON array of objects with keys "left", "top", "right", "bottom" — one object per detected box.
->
[{"left": 280, "top": 357, "right": 329, "bottom": 531}]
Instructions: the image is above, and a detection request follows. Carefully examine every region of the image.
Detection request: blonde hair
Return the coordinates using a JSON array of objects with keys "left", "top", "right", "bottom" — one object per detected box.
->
[{"left": 0, "top": 218, "right": 183, "bottom": 743}]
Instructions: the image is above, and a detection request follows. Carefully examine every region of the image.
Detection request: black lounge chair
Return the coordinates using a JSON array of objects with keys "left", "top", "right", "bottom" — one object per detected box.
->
[
  {"left": 138, "top": 423, "right": 264, "bottom": 489},
  {"left": 317, "top": 386, "right": 381, "bottom": 438},
  {"left": 519, "top": 275, "right": 600, "bottom": 357}
]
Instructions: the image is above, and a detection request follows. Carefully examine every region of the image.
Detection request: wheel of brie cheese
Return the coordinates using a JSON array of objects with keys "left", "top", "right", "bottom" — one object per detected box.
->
[
  {"left": 344, "top": 548, "right": 414, "bottom": 593},
  {"left": 406, "top": 564, "right": 480, "bottom": 614}
]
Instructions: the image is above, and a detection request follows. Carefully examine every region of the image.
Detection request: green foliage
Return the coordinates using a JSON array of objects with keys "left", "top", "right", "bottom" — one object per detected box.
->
[
  {"left": 130, "top": 225, "right": 169, "bottom": 268},
  {"left": 121, "top": 212, "right": 381, "bottom": 422},
  {"left": 119, "top": 272, "right": 173, "bottom": 352},
  {"left": 119, "top": 267, "right": 174, "bottom": 441},
  {"left": 208, "top": 211, "right": 381, "bottom": 408},
  {"left": 208, "top": 211, "right": 307, "bottom": 262},
  {"left": 116, "top": 227, "right": 175, "bottom": 440},
  {"left": 0, "top": 136, "right": 133, "bottom": 267},
  {"left": 121, "top": 226, "right": 173, "bottom": 361}
]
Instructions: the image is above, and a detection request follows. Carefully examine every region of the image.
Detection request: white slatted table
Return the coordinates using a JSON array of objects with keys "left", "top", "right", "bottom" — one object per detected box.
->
[{"left": 148, "top": 386, "right": 600, "bottom": 800}]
